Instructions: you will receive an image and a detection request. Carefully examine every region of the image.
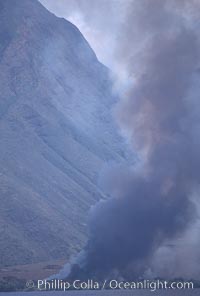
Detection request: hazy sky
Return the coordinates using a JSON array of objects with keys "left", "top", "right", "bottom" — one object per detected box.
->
[{"left": 39, "top": 0, "right": 129, "bottom": 67}]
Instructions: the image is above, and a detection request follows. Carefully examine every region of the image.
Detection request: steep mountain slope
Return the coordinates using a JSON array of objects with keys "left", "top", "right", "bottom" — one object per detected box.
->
[{"left": 0, "top": 0, "right": 130, "bottom": 267}]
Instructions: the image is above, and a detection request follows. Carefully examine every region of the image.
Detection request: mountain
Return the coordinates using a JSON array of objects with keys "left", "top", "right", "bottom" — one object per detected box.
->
[{"left": 0, "top": 0, "right": 130, "bottom": 267}]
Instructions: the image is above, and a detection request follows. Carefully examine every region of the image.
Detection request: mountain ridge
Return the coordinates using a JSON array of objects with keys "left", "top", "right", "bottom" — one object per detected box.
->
[{"left": 0, "top": 0, "right": 131, "bottom": 267}]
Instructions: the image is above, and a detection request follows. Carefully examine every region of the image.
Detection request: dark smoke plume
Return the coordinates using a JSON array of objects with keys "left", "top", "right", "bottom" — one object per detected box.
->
[{"left": 60, "top": 0, "right": 200, "bottom": 280}]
